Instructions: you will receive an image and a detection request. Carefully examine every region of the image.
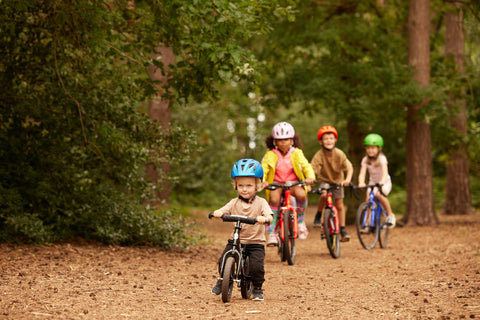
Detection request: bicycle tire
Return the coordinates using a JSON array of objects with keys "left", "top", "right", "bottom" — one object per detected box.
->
[
  {"left": 221, "top": 256, "right": 235, "bottom": 303},
  {"left": 240, "top": 256, "right": 253, "bottom": 299},
  {"left": 281, "top": 210, "right": 293, "bottom": 265},
  {"left": 285, "top": 209, "right": 296, "bottom": 265},
  {"left": 378, "top": 206, "right": 389, "bottom": 248},
  {"left": 356, "top": 202, "right": 378, "bottom": 250},
  {"left": 323, "top": 208, "right": 340, "bottom": 258},
  {"left": 276, "top": 218, "right": 285, "bottom": 261}
]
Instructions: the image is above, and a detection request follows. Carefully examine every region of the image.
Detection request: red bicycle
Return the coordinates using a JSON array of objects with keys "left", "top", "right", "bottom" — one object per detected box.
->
[
  {"left": 265, "top": 181, "right": 312, "bottom": 265},
  {"left": 309, "top": 183, "right": 341, "bottom": 259}
]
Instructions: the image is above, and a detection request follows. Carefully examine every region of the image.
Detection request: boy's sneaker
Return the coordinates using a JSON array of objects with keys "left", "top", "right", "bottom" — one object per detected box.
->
[
  {"left": 385, "top": 215, "right": 396, "bottom": 229},
  {"left": 360, "top": 226, "right": 371, "bottom": 234},
  {"left": 252, "top": 288, "right": 264, "bottom": 301},
  {"left": 313, "top": 212, "right": 322, "bottom": 227},
  {"left": 340, "top": 229, "right": 351, "bottom": 242},
  {"left": 298, "top": 223, "right": 309, "bottom": 240},
  {"left": 211, "top": 279, "right": 222, "bottom": 295},
  {"left": 267, "top": 233, "right": 278, "bottom": 247}
]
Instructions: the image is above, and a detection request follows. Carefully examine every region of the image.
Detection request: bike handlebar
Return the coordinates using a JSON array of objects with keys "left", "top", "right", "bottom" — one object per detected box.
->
[
  {"left": 309, "top": 183, "right": 342, "bottom": 194},
  {"left": 265, "top": 180, "right": 316, "bottom": 191},
  {"left": 208, "top": 212, "right": 258, "bottom": 225},
  {"left": 349, "top": 182, "right": 386, "bottom": 198}
]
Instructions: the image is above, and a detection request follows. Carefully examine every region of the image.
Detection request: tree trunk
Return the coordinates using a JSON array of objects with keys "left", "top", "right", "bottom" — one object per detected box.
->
[
  {"left": 444, "top": 1, "right": 473, "bottom": 215},
  {"left": 404, "top": 0, "right": 438, "bottom": 226},
  {"left": 146, "top": 46, "right": 175, "bottom": 205}
]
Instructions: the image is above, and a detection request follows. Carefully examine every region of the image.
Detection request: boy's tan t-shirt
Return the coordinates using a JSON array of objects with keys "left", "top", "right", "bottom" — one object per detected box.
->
[
  {"left": 215, "top": 196, "right": 273, "bottom": 245},
  {"left": 310, "top": 148, "right": 353, "bottom": 184}
]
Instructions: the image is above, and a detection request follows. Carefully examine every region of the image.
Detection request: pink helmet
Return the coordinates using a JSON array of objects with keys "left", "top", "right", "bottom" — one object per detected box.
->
[{"left": 272, "top": 122, "right": 295, "bottom": 139}]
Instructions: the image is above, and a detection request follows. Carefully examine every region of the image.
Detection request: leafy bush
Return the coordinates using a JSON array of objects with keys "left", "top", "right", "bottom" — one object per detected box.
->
[{"left": 0, "top": 1, "right": 197, "bottom": 246}]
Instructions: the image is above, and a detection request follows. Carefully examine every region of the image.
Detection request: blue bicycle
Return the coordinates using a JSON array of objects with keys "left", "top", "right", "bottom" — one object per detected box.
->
[{"left": 354, "top": 183, "right": 389, "bottom": 250}]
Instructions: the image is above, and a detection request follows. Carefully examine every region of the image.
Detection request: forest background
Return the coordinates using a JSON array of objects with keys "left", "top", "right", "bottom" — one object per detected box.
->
[{"left": 1, "top": 0, "right": 479, "bottom": 247}]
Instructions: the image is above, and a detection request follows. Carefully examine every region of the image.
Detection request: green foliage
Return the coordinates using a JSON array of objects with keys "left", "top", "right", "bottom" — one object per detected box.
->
[
  {"left": 140, "top": 0, "right": 296, "bottom": 101},
  {"left": 0, "top": 0, "right": 286, "bottom": 244},
  {"left": 252, "top": 0, "right": 417, "bottom": 188},
  {"left": 169, "top": 88, "right": 268, "bottom": 208}
]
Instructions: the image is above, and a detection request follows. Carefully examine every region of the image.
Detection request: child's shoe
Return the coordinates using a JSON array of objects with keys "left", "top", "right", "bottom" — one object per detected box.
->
[
  {"left": 386, "top": 215, "right": 396, "bottom": 229},
  {"left": 252, "top": 287, "right": 264, "bottom": 301},
  {"left": 267, "top": 233, "right": 278, "bottom": 246},
  {"left": 298, "top": 223, "right": 309, "bottom": 240},
  {"left": 360, "top": 226, "right": 371, "bottom": 234},
  {"left": 211, "top": 279, "right": 222, "bottom": 295},
  {"left": 340, "top": 228, "right": 351, "bottom": 242}
]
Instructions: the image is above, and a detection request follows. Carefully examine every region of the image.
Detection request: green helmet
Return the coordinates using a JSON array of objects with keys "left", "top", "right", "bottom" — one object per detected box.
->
[{"left": 363, "top": 133, "right": 384, "bottom": 147}]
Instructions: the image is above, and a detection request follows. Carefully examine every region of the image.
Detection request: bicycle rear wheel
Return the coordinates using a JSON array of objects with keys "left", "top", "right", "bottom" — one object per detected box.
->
[
  {"left": 378, "top": 207, "right": 389, "bottom": 248},
  {"left": 356, "top": 202, "right": 378, "bottom": 250},
  {"left": 240, "top": 256, "right": 253, "bottom": 299},
  {"left": 283, "top": 210, "right": 295, "bottom": 265},
  {"left": 323, "top": 208, "right": 340, "bottom": 258},
  {"left": 221, "top": 256, "right": 236, "bottom": 303}
]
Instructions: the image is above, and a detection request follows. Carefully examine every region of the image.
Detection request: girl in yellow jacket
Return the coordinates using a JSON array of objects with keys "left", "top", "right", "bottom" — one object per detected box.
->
[{"left": 261, "top": 122, "right": 316, "bottom": 246}]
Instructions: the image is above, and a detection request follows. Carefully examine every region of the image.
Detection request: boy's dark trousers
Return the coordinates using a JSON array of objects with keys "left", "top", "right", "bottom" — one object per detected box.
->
[{"left": 217, "top": 240, "right": 265, "bottom": 288}]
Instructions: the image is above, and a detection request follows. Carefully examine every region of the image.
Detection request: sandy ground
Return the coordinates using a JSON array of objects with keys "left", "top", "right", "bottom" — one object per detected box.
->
[{"left": 0, "top": 208, "right": 479, "bottom": 319}]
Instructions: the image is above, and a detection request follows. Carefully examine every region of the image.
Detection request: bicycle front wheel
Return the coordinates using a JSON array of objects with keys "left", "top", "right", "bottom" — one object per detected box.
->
[
  {"left": 356, "top": 202, "right": 378, "bottom": 250},
  {"left": 283, "top": 210, "right": 295, "bottom": 265},
  {"left": 378, "top": 207, "right": 389, "bottom": 248},
  {"left": 221, "top": 256, "right": 236, "bottom": 303},
  {"left": 276, "top": 219, "right": 285, "bottom": 261},
  {"left": 323, "top": 208, "right": 340, "bottom": 259},
  {"left": 240, "top": 256, "right": 253, "bottom": 299}
]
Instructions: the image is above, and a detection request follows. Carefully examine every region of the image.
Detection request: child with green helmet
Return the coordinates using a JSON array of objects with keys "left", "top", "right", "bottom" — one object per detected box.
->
[{"left": 358, "top": 133, "right": 396, "bottom": 228}]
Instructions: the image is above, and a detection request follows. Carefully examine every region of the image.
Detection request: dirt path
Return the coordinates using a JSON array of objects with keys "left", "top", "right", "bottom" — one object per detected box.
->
[{"left": 0, "top": 209, "right": 479, "bottom": 319}]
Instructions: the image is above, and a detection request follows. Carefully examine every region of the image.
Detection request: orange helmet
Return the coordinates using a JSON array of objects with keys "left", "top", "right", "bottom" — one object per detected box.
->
[{"left": 317, "top": 126, "right": 338, "bottom": 142}]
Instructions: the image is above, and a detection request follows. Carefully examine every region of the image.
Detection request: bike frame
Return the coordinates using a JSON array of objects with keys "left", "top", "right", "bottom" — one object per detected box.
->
[
  {"left": 278, "top": 188, "right": 297, "bottom": 240},
  {"left": 325, "top": 189, "right": 339, "bottom": 237},
  {"left": 218, "top": 220, "right": 244, "bottom": 282},
  {"left": 362, "top": 186, "right": 386, "bottom": 230}
]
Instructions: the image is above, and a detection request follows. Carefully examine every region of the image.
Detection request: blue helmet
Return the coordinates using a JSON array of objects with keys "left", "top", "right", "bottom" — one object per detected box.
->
[{"left": 231, "top": 159, "right": 264, "bottom": 180}]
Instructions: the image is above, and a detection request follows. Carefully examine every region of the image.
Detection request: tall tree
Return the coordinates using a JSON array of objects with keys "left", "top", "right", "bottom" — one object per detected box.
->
[
  {"left": 146, "top": 46, "right": 175, "bottom": 204},
  {"left": 404, "top": 0, "right": 438, "bottom": 225},
  {"left": 444, "top": 1, "right": 473, "bottom": 215}
]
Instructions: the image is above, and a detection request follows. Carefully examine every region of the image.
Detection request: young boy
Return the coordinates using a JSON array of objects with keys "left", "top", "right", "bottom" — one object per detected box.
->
[
  {"left": 211, "top": 159, "right": 273, "bottom": 301},
  {"left": 310, "top": 126, "right": 353, "bottom": 242}
]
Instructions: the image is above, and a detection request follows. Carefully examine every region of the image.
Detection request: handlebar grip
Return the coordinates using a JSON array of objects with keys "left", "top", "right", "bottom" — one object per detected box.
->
[
  {"left": 265, "top": 184, "right": 280, "bottom": 190},
  {"left": 221, "top": 214, "right": 257, "bottom": 225}
]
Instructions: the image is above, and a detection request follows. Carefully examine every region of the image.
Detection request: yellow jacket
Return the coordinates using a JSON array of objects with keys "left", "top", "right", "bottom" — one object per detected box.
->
[{"left": 261, "top": 148, "right": 316, "bottom": 202}]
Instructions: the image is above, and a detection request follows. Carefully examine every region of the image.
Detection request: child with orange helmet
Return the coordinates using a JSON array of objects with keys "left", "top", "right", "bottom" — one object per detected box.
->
[
  {"left": 261, "top": 122, "right": 316, "bottom": 245},
  {"left": 311, "top": 126, "right": 353, "bottom": 242}
]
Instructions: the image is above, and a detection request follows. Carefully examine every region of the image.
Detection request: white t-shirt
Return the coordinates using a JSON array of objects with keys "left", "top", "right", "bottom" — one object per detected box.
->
[{"left": 361, "top": 154, "right": 391, "bottom": 185}]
